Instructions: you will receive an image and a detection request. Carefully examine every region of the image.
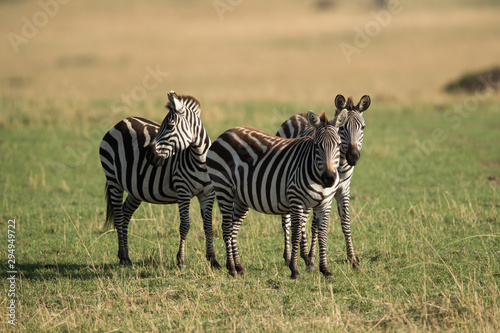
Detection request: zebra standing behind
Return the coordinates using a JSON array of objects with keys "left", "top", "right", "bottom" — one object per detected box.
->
[
  {"left": 99, "top": 91, "right": 220, "bottom": 269},
  {"left": 276, "top": 94, "right": 371, "bottom": 270},
  {"left": 206, "top": 109, "right": 348, "bottom": 279}
]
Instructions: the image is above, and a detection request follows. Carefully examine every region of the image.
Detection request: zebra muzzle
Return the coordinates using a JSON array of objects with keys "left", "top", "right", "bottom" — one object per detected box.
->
[
  {"left": 346, "top": 144, "right": 360, "bottom": 166},
  {"left": 146, "top": 143, "right": 166, "bottom": 167},
  {"left": 320, "top": 169, "right": 337, "bottom": 188}
]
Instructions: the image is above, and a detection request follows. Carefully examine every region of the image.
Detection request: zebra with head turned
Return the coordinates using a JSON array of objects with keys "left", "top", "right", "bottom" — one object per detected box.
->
[
  {"left": 206, "top": 109, "right": 348, "bottom": 279},
  {"left": 276, "top": 94, "right": 371, "bottom": 270},
  {"left": 99, "top": 91, "right": 221, "bottom": 269}
]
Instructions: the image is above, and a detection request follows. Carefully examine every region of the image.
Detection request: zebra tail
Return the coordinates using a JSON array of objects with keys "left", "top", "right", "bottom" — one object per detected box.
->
[{"left": 104, "top": 183, "right": 115, "bottom": 229}]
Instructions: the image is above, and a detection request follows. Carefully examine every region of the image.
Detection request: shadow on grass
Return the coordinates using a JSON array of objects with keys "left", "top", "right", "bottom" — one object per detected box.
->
[{"left": 16, "top": 256, "right": 178, "bottom": 280}]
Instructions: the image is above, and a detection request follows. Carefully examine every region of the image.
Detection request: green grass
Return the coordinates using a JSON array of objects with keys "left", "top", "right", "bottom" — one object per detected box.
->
[{"left": 1, "top": 96, "right": 499, "bottom": 332}]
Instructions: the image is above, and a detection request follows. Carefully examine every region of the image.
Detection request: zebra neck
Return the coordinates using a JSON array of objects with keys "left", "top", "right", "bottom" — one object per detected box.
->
[
  {"left": 300, "top": 140, "right": 324, "bottom": 182},
  {"left": 190, "top": 126, "right": 211, "bottom": 163},
  {"left": 338, "top": 151, "right": 354, "bottom": 174}
]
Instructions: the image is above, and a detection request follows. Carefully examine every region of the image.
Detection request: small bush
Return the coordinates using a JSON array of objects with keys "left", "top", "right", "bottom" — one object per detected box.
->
[{"left": 444, "top": 66, "right": 500, "bottom": 94}]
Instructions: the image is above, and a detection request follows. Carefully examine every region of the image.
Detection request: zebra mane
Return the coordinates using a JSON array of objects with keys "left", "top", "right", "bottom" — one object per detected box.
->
[
  {"left": 319, "top": 110, "right": 328, "bottom": 123},
  {"left": 346, "top": 96, "right": 355, "bottom": 110},
  {"left": 165, "top": 95, "right": 202, "bottom": 114}
]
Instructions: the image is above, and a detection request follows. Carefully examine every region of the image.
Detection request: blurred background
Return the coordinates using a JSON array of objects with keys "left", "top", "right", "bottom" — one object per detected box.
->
[{"left": 1, "top": 0, "right": 499, "bottom": 105}]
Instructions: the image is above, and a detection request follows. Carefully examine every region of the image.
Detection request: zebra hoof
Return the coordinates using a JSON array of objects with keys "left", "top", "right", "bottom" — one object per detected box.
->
[
  {"left": 306, "top": 265, "right": 315, "bottom": 273},
  {"left": 351, "top": 260, "right": 361, "bottom": 270},
  {"left": 283, "top": 253, "right": 291, "bottom": 266},
  {"left": 228, "top": 270, "right": 238, "bottom": 277},
  {"left": 119, "top": 259, "right": 133, "bottom": 267},
  {"left": 235, "top": 266, "right": 245, "bottom": 275},
  {"left": 323, "top": 274, "right": 334, "bottom": 280},
  {"left": 210, "top": 259, "right": 222, "bottom": 270},
  {"left": 290, "top": 274, "right": 300, "bottom": 280},
  {"left": 177, "top": 264, "right": 187, "bottom": 270}
]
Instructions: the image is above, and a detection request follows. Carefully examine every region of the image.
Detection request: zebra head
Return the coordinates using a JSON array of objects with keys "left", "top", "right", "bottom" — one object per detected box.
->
[
  {"left": 334, "top": 94, "right": 371, "bottom": 166},
  {"left": 307, "top": 108, "right": 349, "bottom": 188},
  {"left": 146, "top": 91, "right": 200, "bottom": 167}
]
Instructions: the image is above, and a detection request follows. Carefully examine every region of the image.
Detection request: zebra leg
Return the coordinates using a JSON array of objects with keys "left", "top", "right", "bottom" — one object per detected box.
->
[
  {"left": 335, "top": 189, "right": 360, "bottom": 269},
  {"left": 218, "top": 200, "right": 237, "bottom": 277},
  {"left": 106, "top": 183, "right": 132, "bottom": 266},
  {"left": 198, "top": 191, "right": 221, "bottom": 269},
  {"left": 307, "top": 211, "right": 318, "bottom": 272},
  {"left": 315, "top": 204, "right": 334, "bottom": 279},
  {"left": 231, "top": 201, "right": 249, "bottom": 275},
  {"left": 176, "top": 197, "right": 191, "bottom": 270},
  {"left": 289, "top": 204, "right": 307, "bottom": 280},
  {"left": 118, "top": 194, "right": 142, "bottom": 266},
  {"left": 300, "top": 209, "right": 311, "bottom": 267},
  {"left": 284, "top": 211, "right": 311, "bottom": 268},
  {"left": 281, "top": 214, "right": 291, "bottom": 266}
]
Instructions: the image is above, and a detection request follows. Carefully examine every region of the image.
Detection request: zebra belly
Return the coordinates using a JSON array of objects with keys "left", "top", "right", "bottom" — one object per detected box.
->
[
  {"left": 236, "top": 189, "right": 291, "bottom": 215},
  {"left": 235, "top": 186, "right": 335, "bottom": 215},
  {"left": 234, "top": 178, "right": 336, "bottom": 215},
  {"left": 118, "top": 159, "right": 181, "bottom": 204}
]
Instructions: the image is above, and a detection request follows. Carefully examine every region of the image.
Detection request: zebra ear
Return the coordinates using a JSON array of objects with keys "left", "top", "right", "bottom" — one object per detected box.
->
[
  {"left": 333, "top": 109, "right": 348, "bottom": 128},
  {"left": 334, "top": 94, "right": 346, "bottom": 110},
  {"left": 167, "top": 91, "right": 185, "bottom": 115},
  {"left": 357, "top": 95, "right": 371, "bottom": 112},
  {"left": 307, "top": 111, "right": 321, "bottom": 129}
]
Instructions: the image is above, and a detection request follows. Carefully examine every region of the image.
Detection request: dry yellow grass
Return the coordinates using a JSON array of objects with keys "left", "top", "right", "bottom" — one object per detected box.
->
[
  {"left": 1, "top": 0, "right": 499, "bottom": 104},
  {"left": 1, "top": 2, "right": 499, "bottom": 331}
]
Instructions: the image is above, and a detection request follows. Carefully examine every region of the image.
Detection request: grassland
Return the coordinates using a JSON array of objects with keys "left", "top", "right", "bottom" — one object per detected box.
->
[
  {"left": 1, "top": 0, "right": 499, "bottom": 332},
  {"left": 1, "top": 96, "right": 499, "bottom": 331}
]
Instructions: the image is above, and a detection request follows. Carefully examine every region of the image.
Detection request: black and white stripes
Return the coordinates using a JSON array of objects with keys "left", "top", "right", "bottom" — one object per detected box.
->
[
  {"left": 99, "top": 91, "right": 220, "bottom": 269},
  {"left": 276, "top": 94, "right": 371, "bottom": 269},
  {"left": 206, "top": 110, "right": 348, "bottom": 279},
  {"left": 98, "top": 90, "right": 371, "bottom": 279}
]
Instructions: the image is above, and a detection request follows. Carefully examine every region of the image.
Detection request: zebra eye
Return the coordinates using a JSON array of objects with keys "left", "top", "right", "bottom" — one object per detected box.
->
[
  {"left": 164, "top": 119, "right": 175, "bottom": 131},
  {"left": 361, "top": 125, "right": 365, "bottom": 130}
]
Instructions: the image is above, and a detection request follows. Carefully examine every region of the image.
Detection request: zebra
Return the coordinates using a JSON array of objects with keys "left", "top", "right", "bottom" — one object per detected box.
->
[
  {"left": 206, "top": 109, "right": 348, "bottom": 279},
  {"left": 276, "top": 94, "right": 371, "bottom": 270},
  {"left": 99, "top": 91, "right": 221, "bottom": 269}
]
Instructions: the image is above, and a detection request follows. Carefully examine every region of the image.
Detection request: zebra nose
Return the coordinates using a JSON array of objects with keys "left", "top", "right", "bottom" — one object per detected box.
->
[
  {"left": 146, "top": 143, "right": 165, "bottom": 167},
  {"left": 321, "top": 169, "right": 337, "bottom": 188},
  {"left": 346, "top": 143, "right": 360, "bottom": 166}
]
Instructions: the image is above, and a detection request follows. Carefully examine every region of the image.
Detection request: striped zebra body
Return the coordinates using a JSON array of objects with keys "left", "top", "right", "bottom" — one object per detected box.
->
[
  {"left": 207, "top": 110, "right": 348, "bottom": 279},
  {"left": 276, "top": 94, "right": 371, "bottom": 270},
  {"left": 99, "top": 91, "right": 220, "bottom": 269}
]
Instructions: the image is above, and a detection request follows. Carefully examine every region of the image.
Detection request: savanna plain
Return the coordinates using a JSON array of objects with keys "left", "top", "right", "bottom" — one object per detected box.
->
[{"left": 0, "top": 0, "right": 499, "bottom": 331}]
